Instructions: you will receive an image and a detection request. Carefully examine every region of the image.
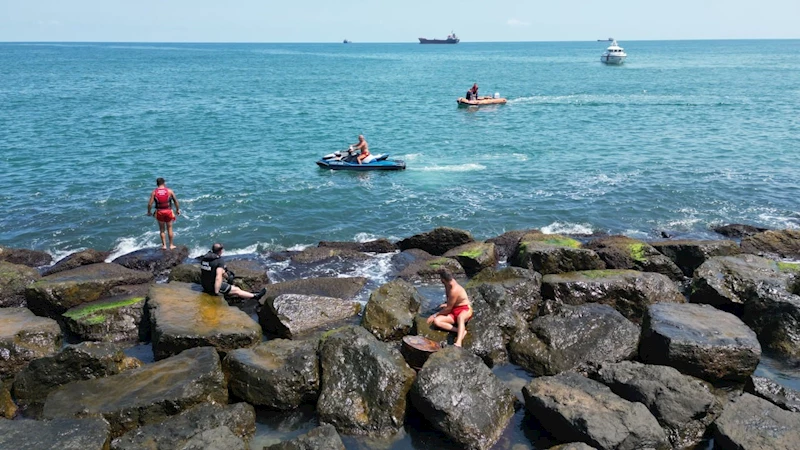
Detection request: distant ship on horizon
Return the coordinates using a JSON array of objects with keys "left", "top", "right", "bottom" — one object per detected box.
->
[{"left": 419, "top": 32, "right": 459, "bottom": 44}]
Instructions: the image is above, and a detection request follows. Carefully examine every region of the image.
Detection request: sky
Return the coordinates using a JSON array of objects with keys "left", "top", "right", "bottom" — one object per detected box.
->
[{"left": 1, "top": 0, "right": 798, "bottom": 43}]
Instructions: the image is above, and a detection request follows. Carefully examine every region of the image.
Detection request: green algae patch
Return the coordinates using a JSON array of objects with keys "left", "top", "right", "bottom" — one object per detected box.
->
[
  {"left": 628, "top": 243, "right": 647, "bottom": 262},
  {"left": 580, "top": 270, "right": 628, "bottom": 279},
  {"left": 83, "top": 315, "right": 107, "bottom": 325},
  {"left": 63, "top": 296, "right": 144, "bottom": 321},
  {"left": 458, "top": 248, "right": 483, "bottom": 259},
  {"left": 427, "top": 258, "right": 451, "bottom": 269},
  {"left": 777, "top": 262, "right": 800, "bottom": 273},
  {"left": 533, "top": 236, "right": 580, "bottom": 248}
]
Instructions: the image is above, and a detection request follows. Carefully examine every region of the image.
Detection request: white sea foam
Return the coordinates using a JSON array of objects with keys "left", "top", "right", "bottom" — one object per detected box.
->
[
  {"left": 402, "top": 153, "right": 422, "bottom": 161},
  {"left": 758, "top": 213, "right": 799, "bottom": 230},
  {"left": 414, "top": 163, "right": 486, "bottom": 172},
  {"left": 541, "top": 221, "right": 594, "bottom": 235},
  {"left": 354, "top": 232, "right": 381, "bottom": 243},
  {"left": 106, "top": 233, "right": 160, "bottom": 261},
  {"left": 346, "top": 252, "right": 396, "bottom": 286},
  {"left": 287, "top": 243, "right": 312, "bottom": 252}
]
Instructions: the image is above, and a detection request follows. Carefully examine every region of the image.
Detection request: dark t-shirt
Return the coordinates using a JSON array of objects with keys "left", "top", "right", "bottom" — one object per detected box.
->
[{"left": 199, "top": 252, "right": 224, "bottom": 294}]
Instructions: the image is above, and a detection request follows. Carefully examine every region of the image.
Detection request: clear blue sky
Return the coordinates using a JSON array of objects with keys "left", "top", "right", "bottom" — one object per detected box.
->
[{"left": 1, "top": 0, "right": 798, "bottom": 43}]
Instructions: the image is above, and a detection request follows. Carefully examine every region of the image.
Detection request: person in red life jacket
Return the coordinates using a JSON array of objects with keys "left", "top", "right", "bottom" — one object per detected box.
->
[
  {"left": 199, "top": 243, "right": 266, "bottom": 301},
  {"left": 146, "top": 177, "right": 181, "bottom": 250}
]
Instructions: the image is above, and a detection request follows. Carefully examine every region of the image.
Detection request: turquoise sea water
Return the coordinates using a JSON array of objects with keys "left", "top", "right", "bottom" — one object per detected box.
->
[{"left": 1, "top": 40, "right": 799, "bottom": 259}]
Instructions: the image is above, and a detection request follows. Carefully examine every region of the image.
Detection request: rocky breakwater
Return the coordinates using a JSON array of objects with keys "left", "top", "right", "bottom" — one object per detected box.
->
[
  {"left": 509, "top": 231, "right": 605, "bottom": 275},
  {"left": 112, "top": 246, "right": 189, "bottom": 276},
  {"left": 0, "top": 307, "right": 61, "bottom": 380},
  {"left": 61, "top": 284, "right": 149, "bottom": 343},
  {"left": 585, "top": 235, "right": 684, "bottom": 281},
  {"left": 0, "top": 261, "right": 40, "bottom": 308},
  {"left": 260, "top": 293, "right": 361, "bottom": 339},
  {"left": 149, "top": 282, "right": 262, "bottom": 360},
  {"left": 0, "top": 417, "right": 112, "bottom": 450},
  {"left": 361, "top": 279, "right": 423, "bottom": 341},
  {"left": 42, "top": 346, "right": 228, "bottom": 437}
]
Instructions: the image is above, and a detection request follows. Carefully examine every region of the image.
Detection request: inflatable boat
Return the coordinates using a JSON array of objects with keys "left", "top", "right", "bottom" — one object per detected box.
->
[
  {"left": 317, "top": 149, "right": 406, "bottom": 171},
  {"left": 457, "top": 96, "right": 507, "bottom": 106}
]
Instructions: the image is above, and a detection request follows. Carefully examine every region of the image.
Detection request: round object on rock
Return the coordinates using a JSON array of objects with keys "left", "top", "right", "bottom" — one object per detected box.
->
[{"left": 401, "top": 335, "right": 440, "bottom": 370}]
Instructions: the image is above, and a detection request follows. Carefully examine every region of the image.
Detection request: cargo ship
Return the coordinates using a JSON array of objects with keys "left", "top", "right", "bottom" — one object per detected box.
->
[{"left": 419, "top": 32, "right": 459, "bottom": 44}]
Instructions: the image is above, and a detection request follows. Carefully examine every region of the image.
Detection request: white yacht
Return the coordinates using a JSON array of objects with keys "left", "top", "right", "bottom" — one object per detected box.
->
[{"left": 600, "top": 39, "right": 627, "bottom": 65}]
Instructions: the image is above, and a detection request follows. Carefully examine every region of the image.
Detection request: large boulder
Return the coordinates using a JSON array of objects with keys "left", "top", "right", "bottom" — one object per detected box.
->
[
  {"left": 318, "top": 238, "right": 396, "bottom": 253},
  {"left": 222, "top": 258, "right": 271, "bottom": 293},
  {"left": 42, "top": 249, "right": 111, "bottom": 276},
  {"left": 410, "top": 347, "right": 516, "bottom": 450},
  {"left": 25, "top": 263, "right": 153, "bottom": 318},
  {"left": 149, "top": 282, "right": 262, "bottom": 360},
  {"left": 12, "top": 342, "right": 142, "bottom": 418},
  {"left": 264, "top": 424, "right": 345, "bottom": 450},
  {"left": 443, "top": 242, "right": 498, "bottom": 277},
  {"left": 0, "top": 307, "right": 61, "bottom": 380},
  {"left": 110, "top": 402, "right": 255, "bottom": 450},
  {"left": 466, "top": 266, "right": 543, "bottom": 321},
  {"left": 509, "top": 232, "right": 605, "bottom": 275},
  {"left": 0, "top": 261, "right": 40, "bottom": 307},
  {"left": 0, "top": 245, "right": 52, "bottom": 267},
  {"left": 713, "top": 223, "right": 769, "bottom": 239},
  {"left": 290, "top": 247, "right": 371, "bottom": 265},
  {"left": 486, "top": 228, "right": 539, "bottom": 260},
  {"left": 522, "top": 371, "right": 668, "bottom": 450},
  {"left": 397, "top": 256, "right": 465, "bottom": 282},
  {"left": 649, "top": 239, "right": 741, "bottom": 277},
  {"left": 639, "top": 303, "right": 761, "bottom": 385},
  {"left": 224, "top": 339, "right": 319, "bottom": 410},
  {"left": 62, "top": 285, "right": 148, "bottom": 343},
  {"left": 585, "top": 236, "right": 684, "bottom": 281},
  {"left": 509, "top": 303, "right": 639, "bottom": 376},
  {"left": 541, "top": 270, "right": 685, "bottom": 324},
  {"left": 593, "top": 361, "right": 722, "bottom": 448},
  {"left": 0, "top": 417, "right": 111, "bottom": 450},
  {"left": 112, "top": 246, "right": 189, "bottom": 275},
  {"left": 397, "top": 227, "right": 475, "bottom": 256},
  {"left": 746, "top": 376, "right": 800, "bottom": 413},
  {"left": 712, "top": 393, "right": 800, "bottom": 450},
  {"left": 42, "top": 346, "right": 228, "bottom": 437},
  {"left": 263, "top": 276, "right": 367, "bottom": 303},
  {"left": 167, "top": 263, "right": 201, "bottom": 283},
  {"left": 259, "top": 293, "right": 361, "bottom": 339},
  {"left": 739, "top": 281, "right": 800, "bottom": 358},
  {"left": 317, "top": 326, "right": 415, "bottom": 436},
  {"left": 741, "top": 229, "right": 800, "bottom": 259},
  {"left": 361, "top": 280, "right": 423, "bottom": 341}
]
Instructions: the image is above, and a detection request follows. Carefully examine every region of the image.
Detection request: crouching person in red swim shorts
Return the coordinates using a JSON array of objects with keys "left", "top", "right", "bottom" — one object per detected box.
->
[
  {"left": 427, "top": 269, "right": 473, "bottom": 347},
  {"left": 147, "top": 177, "right": 180, "bottom": 250}
]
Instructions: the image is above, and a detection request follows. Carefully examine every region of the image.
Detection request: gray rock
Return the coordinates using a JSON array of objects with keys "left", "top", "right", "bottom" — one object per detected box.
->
[
  {"left": 361, "top": 279, "right": 423, "bottom": 341},
  {"left": 43, "top": 346, "right": 228, "bottom": 437},
  {"left": 62, "top": 286, "right": 149, "bottom": 343},
  {"left": 486, "top": 228, "right": 539, "bottom": 260},
  {"left": 224, "top": 339, "right": 319, "bottom": 410},
  {"left": 509, "top": 303, "right": 639, "bottom": 376},
  {"left": 25, "top": 263, "right": 153, "bottom": 318},
  {"left": 318, "top": 238, "right": 396, "bottom": 253},
  {"left": 713, "top": 223, "right": 769, "bottom": 239},
  {"left": 390, "top": 248, "right": 435, "bottom": 272},
  {"left": 264, "top": 424, "right": 346, "bottom": 450},
  {"left": 746, "top": 376, "right": 800, "bottom": 413},
  {"left": 42, "top": 249, "right": 111, "bottom": 277},
  {"left": 585, "top": 236, "right": 684, "bottom": 281},
  {"left": 397, "top": 256, "right": 465, "bottom": 282},
  {"left": 541, "top": 269, "right": 685, "bottom": 324},
  {"left": 740, "top": 281, "right": 800, "bottom": 358},
  {"left": 650, "top": 239, "right": 741, "bottom": 277},
  {"left": 459, "top": 292, "right": 527, "bottom": 367},
  {"left": 263, "top": 276, "right": 367, "bottom": 303},
  {"left": 593, "top": 361, "right": 722, "bottom": 448},
  {"left": 290, "top": 247, "right": 371, "bottom": 265},
  {"left": 411, "top": 347, "right": 516, "bottom": 450},
  {"left": 0, "top": 307, "right": 61, "bottom": 380},
  {"left": 0, "top": 417, "right": 111, "bottom": 450},
  {"left": 110, "top": 402, "right": 255, "bottom": 450},
  {"left": 466, "top": 266, "right": 543, "bottom": 321},
  {"left": 260, "top": 293, "right": 361, "bottom": 339},
  {"left": 317, "top": 326, "right": 415, "bottom": 436},
  {"left": 112, "top": 246, "right": 189, "bottom": 275},
  {"left": 713, "top": 393, "right": 800, "bottom": 450},
  {"left": 509, "top": 232, "right": 605, "bottom": 275},
  {"left": 149, "top": 282, "right": 262, "bottom": 360},
  {"left": 639, "top": 303, "right": 761, "bottom": 385},
  {"left": 396, "top": 226, "right": 475, "bottom": 256},
  {"left": 222, "top": 259, "right": 270, "bottom": 292},
  {"left": 741, "top": 229, "right": 800, "bottom": 259},
  {"left": 522, "top": 371, "right": 668, "bottom": 450},
  {"left": 547, "top": 444, "right": 598, "bottom": 450},
  {"left": 0, "top": 245, "right": 52, "bottom": 267},
  {"left": 167, "top": 263, "right": 201, "bottom": 283},
  {"left": 443, "top": 242, "right": 498, "bottom": 277},
  {"left": 12, "top": 342, "right": 142, "bottom": 418},
  {"left": 0, "top": 261, "right": 40, "bottom": 307},
  {"left": 180, "top": 426, "right": 247, "bottom": 450}
]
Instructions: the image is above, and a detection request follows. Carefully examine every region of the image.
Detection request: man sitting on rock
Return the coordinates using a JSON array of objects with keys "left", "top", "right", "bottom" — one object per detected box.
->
[
  {"left": 427, "top": 269, "right": 473, "bottom": 347},
  {"left": 200, "top": 243, "right": 266, "bottom": 301}
]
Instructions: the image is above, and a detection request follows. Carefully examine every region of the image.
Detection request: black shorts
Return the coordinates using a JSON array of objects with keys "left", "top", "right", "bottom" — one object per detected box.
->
[{"left": 219, "top": 282, "right": 232, "bottom": 295}]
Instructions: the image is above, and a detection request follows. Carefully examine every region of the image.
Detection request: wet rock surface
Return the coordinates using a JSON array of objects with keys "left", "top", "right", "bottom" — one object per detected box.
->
[
  {"left": 741, "top": 229, "right": 800, "bottom": 259},
  {"left": 263, "top": 276, "right": 367, "bottom": 302},
  {"left": 640, "top": 303, "right": 761, "bottom": 385},
  {"left": 523, "top": 371, "right": 668, "bottom": 450},
  {"left": 0, "top": 261, "right": 40, "bottom": 307},
  {"left": 542, "top": 269, "right": 685, "bottom": 323},
  {"left": 592, "top": 361, "right": 722, "bottom": 448},
  {"left": 110, "top": 402, "right": 255, "bottom": 450},
  {"left": 746, "top": 376, "right": 800, "bottom": 413},
  {"left": 739, "top": 281, "right": 800, "bottom": 358},
  {"left": 712, "top": 393, "right": 800, "bottom": 450},
  {"left": 42, "top": 249, "right": 111, "bottom": 277},
  {"left": 167, "top": 262, "right": 201, "bottom": 283},
  {"left": 112, "top": 246, "right": 189, "bottom": 275},
  {"left": 467, "top": 266, "right": 543, "bottom": 321},
  {"left": 397, "top": 255, "right": 465, "bottom": 282},
  {"left": 362, "top": 279, "right": 423, "bottom": 341},
  {"left": 585, "top": 236, "right": 684, "bottom": 280},
  {"left": 459, "top": 296, "right": 526, "bottom": 367},
  {"left": 62, "top": 285, "right": 149, "bottom": 343},
  {"left": 149, "top": 282, "right": 262, "bottom": 360},
  {"left": 0, "top": 307, "right": 61, "bottom": 380},
  {"left": 317, "top": 326, "right": 416, "bottom": 436},
  {"left": 12, "top": 342, "right": 142, "bottom": 418},
  {"left": 0, "top": 417, "right": 111, "bottom": 450},
  {"left": 222, "top": 258, "right": 271, "bottom": 293},
  {"left": 486, "top": 229, "right": 539, "bottom": 260},
  {"left": 411, "top": 347, "right": 516, "bottom": 450},
  {"left": 264, "top": 423, "right": 346, "bottom": 450},
  {"left": 0, "top": 245, "right": 52, "bottom": 268},
  {"left": 713, "top": 223, "right": 769, "bottom": 239},
  {"left": 290, "top": 246, "right": 372, "bottom": 265},
  {"left": 443, "top": 241, "right": 498, "bottom": 277},
  {"left": 396, "top": 226, "right": 475, "bottom": 256},
  {"left": 509, "top": 232, "right": 605, "bottom": 275},
  {"left": 259, "top": 293, "right": 361, "bottom": 339},
  {"left": 650, "top": 239, "right": 741, "bottom": 277},
  {"left": 42, "top": 346, "right": 228, "bottom": 437},
  {"left": 318, "top": 238, "right": 396, "bottom": 253},
  {"left": 224, "top": 339, "right": 319, "bottom": 410},
  {"left": 509, "top": 303, "right": 639, "bottom": 376},
  {"left": 25, "top": 263, "right": 153, "bottom": 318}
]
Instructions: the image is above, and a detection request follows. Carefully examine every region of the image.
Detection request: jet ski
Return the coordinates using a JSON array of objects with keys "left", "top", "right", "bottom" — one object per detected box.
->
[{"left": 317, "top": 147, "right": 406, "bottom": 171}]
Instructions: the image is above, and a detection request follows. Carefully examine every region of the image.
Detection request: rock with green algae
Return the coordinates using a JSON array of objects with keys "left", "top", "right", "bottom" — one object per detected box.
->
[
  {"left": 42, "top": 346, "right": 228, "bottom": 438},
  {"left": 0, "top": 307, "right": 61, "bottom": 380},
  {"left": 510, "top": 232, "right": 605, "bottom": 275},
  {"left": 741, "top": 229, "right": 800, "bottom": 260},
  {"left": 650, "top": 239, "right": 741, "bottom": 277},
  {"left": 0, "top": 261, "right": 40, "bottom": 308},
  {"left": 397, "top": 256, "right": 465, "bottom": 282},
  {"left": 362, "top": 279, "right": 423, "bottom": 341},
  {"left": 148, "top": 282, "right": 262, "bottom": 360},
  {"left": 25, "top": 262, "right": 153, "bottom": 318},
  {"left": 585, "top": 236, "right": 684, "bottom": 281},
  {"left": 444, "top": 241, "right": 498, "bottom": 277},
  {"left": 0, "top": 417, "right": 111, "bottom": 450},
  {"left": 62, "top": 287, "right": 148, "bottom": 343}
]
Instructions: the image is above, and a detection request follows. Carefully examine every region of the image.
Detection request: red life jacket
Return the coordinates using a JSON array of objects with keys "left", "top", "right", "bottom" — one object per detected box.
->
[{"left": 153, "top": 187, "right": 171, "bottom": 210}]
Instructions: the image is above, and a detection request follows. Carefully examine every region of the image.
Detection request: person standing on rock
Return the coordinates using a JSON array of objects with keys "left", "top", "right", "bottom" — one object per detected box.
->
[
  {"left": 146, "top": 177, "right": 180, "bottom": 250},
  {"left": 200, "top": 243, "right": 267, "bottom": 301},
  {"left": 427, "top": 269, "right": 473, "bottom": 347}
]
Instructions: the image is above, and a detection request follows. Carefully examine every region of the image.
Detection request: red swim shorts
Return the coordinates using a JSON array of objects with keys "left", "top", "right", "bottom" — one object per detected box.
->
[
  {"left": 155, "top": 209, "right": 175, "bottom": 223},
  {"left": 448, "top": 304, "right": 472, "bottom": 322}
]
